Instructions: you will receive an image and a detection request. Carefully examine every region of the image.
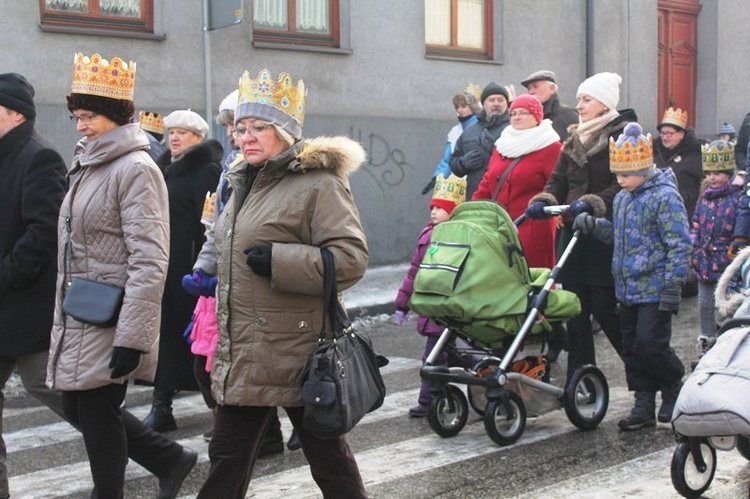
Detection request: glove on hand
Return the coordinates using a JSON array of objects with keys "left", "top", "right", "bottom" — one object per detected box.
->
[
  {"left": 728, "top": 238, "right": 748, "bottom": 259},
  {"left": 244, "top": 246, "right": 272, "bottom": 277},
  {"left": 477, "top": 129, "right": 496, "bottom": 153},
  {"left": 181, "top": 268, "right": 217, "bottom": 297},
  {"left": 568, "top": 199, "right": 593, "bottom": 218},
  {"left": 658, "top": 287, "right": 681, "bottom": 314},
  {"left": 573, "top": 212, "right": 598, "bottom": 235},
  {"left": 460, "top": 149, "right": 488, "bottom": 172},
  {"left": 395, "top": 309, "right": 411, "bottom": 326},
  {"left": 421, "top": 177, "right": 437, "bottom": 195},
  {"left": 525, "top": 201, "right": 550, "bottom": 220},
  {"left": 109, "top": 347, "right": 141, "bottom": 379}
]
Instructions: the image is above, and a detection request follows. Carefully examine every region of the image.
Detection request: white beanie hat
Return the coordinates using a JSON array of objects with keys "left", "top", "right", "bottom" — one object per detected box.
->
[
  {"left": 577, "top": 72, "right": 622, "bottom": 111},
  {"left": 219, "top": 89, "right": 239, "bottom": 113},
  {"left": 163, "top": 109, "right": 209, "bottom": 138}
]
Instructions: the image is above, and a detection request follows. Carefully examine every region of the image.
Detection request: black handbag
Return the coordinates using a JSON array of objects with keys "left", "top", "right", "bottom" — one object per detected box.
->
[
  {"left": 300, "top": 248, "right": 388, "bottom": 439},
  {"left": 62, "top": 277, "right": 124, "bottom": 327},
  {"left": 61, "top": 173, "right": 125, "bottom": 327}
]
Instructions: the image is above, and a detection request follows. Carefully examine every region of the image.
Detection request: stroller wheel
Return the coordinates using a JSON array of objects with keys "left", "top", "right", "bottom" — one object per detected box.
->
[
  {"left": 737, "top": 436, "right": 750, "bottom": 461},
  {"left": 427, "top": 384, "right": 468, "bottom": 438},
  {"left": 671, "top": 437, "right": 716, "bottom": 498},
  {"left": 483, "top": 391, "right": 526, "bottom": 446},
  {"left": 563, "top": 365, "right": 609, "bottom": 430}
]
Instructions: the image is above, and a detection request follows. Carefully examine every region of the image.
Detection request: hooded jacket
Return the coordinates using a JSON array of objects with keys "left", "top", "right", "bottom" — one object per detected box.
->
[
  {"left": 47, "top": 124, "right": 170, "bottom": 391},
  {"left": 592, "top": 168, "right": 691, "bottom": 306},
  {"left": 212, "top": 136, "right": 369, "bottom": 408}
]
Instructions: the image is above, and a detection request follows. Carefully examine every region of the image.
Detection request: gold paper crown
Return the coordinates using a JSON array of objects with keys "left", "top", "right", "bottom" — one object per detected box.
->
[
  {"left": 71, "top": 53, "right": 136, "bottom": 101},
  {"left": 609, "top": 123, "right": 654, "bottom": 173},
  {"left": 659, "top": 107, "right": 688, "bottom": 130},
  {"left": 138, "top": 111, "right": 164, "bottom": 134},
  {"left": 432, "top": 173, "right": 466, "bottom": 208},
  {"left": 465, "top": 83, "right": 482, "bottom": 102},
  {"left": 237, "top": 69, "right": 306, "bottom": 126},
  {"left": 702, "top": 141, "right": 735, "bottom": 172}
]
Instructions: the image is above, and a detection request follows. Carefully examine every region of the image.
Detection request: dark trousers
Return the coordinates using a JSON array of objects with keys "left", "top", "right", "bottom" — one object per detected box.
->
[
  {"left": 194, "top": 355, "right": 217, "bottom": 409},
  {"left": 418, "top": 335, "right": 448, "bottom": 406},
  {"left": 565, "top": 284, "right": 622, "bottom": 379},
  {"left": 620, "top": 303, "right": 685, "bottom": 392},
  {"left": 62, "top": 383, "right": 182, "bottom": 499},
  {"left": 198, "top": 405, "right": 367, "bottom": 499}
]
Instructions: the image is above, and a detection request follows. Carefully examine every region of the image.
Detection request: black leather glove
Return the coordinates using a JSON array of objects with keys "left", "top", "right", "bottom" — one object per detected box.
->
[
  {"left": 659, "top": 286, "right": 681, "bottom": 315},
  {"left": 421, "top": 177, "right": 437, "bottom": 195},
  {"left": 525, "top": 201, "right": 549, "bottom": 220},
  {"left": 573, "top": 212, "right": 598, "bottom": 235},
  {"left": 109, "top": 347, "right": 141, "bottom": 379},
  {"left": 568, "top": 200, "right": 593, "bottom": 218},
  {"left": 244, "top": 245, "right": 272, "bottom": 277}
]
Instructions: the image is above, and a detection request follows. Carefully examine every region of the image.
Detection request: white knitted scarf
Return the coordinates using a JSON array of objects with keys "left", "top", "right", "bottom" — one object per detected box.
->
[{"left": 494, "top": 119, "right": 560, "bottom": 158}]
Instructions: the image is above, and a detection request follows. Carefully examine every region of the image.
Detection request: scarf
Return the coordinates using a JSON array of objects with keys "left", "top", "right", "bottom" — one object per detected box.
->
[
  {"left": 494, "top": 119, "right": 560, "bottom": 158},
  {"left": 576, "top": 109, "right": 620, "bottom": 145},
  {"left": 703, "top": 178, "right": 739, "bottom": 201}
]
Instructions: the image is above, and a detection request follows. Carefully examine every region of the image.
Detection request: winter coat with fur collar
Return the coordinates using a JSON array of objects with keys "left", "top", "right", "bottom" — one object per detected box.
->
[{"left": 212, "top": 136, "right": 369, "bottom": 407}]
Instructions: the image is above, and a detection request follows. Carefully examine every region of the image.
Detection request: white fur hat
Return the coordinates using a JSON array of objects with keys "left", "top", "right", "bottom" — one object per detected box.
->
[
  {"left": 577, "top": 72, "right": 622, "bottom": 111},
  {"left": 163, "top": 109, "right": 209, "bottom": 138}
]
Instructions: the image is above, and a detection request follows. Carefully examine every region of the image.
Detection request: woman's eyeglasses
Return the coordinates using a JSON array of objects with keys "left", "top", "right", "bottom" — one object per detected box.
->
[
  {"left": 232, "top": 123, "right": 272, "bottom": 139},
  {"left": 69, "top": 113, "right": 99, "bottom": 124}
]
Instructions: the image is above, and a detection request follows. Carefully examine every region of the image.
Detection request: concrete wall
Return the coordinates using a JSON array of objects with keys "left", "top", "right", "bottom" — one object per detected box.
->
[{"left": 1, "top": 0, "right": 672, "bottom": 265}]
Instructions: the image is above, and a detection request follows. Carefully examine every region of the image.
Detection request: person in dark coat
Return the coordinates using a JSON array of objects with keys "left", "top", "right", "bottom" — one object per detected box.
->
[
  {"left": 0, "top": 72, "right": 68, "bottom": 499},
  {"left": 449, "top": 82, "right": 512, "bottom": 198},
  {"left": 520, "top": 69, "right": 578, "bottom": 141},
  {"left": 142, "top": 109, "right": 222, "bottom": 432},
  {"left": 527, "top": 72, "right": 633, "bottom": 382},
  {"left": 653, "top": 107, "right": 705, "bottom": 221}
]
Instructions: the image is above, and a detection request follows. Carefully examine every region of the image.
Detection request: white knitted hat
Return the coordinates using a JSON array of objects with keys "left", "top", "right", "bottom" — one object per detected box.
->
[
  {"left": 577, "top": 72, "right": 622, "bottom": 111},
  {"left": 163, "top": 109, "right": 209, "bottom": 138}
]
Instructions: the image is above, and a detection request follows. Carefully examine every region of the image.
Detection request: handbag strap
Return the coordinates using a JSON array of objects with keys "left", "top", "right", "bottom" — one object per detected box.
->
[
  {"left": 491, "top": 156, "right": 524, "bottom": 203},
  {"left": 318, "top": 248, "right": 352, "bottom": 344},
  {"left": 64, "top": 173, "right": 86, "bottom": 288}
]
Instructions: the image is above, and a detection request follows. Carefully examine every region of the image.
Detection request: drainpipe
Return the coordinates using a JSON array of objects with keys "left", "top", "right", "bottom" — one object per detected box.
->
[
  {"left": 586, "top": 0, "right": 594, "bottom": 77},
  {"left": 202, "top": 0, "right": 213, "bottom": 139}
]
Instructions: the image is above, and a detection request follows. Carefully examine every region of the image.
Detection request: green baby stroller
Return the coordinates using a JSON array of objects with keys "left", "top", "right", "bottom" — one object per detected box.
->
[{"left": 409, "top": 201, "right": 609, "bottom": 445}]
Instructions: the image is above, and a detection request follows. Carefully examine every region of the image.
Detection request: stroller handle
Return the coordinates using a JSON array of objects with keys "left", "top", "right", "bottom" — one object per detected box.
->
[{"left": 513, "top": 205, "right": 569, "bottom": 227}]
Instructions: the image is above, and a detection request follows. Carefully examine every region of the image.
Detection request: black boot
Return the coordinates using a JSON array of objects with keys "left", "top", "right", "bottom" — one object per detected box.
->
[
  {"left": 258, "top": 410, "right": 284, "bottom": 457},
  {"left": 658, "top": 380, "right": 683, "bottom": 423},
  {"left": 287, "top": 429, "right": 301, "bottom": 451},
  {"left": 143, "top": 388, "right": 177, "bottom": 432},
  {"left": 618, "top": 391, "right": 656, "bottom": 431},
  {"left": 157, "top": 447, "right": 197, "bottom": 499}
]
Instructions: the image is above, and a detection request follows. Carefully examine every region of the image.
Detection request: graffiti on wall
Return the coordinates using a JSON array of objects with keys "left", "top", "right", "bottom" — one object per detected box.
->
[{"left": 348, "top": 126, "right": 413, "bottom": 195}]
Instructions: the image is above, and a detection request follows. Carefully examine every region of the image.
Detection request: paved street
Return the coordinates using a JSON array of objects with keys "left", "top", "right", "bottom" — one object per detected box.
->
[{"left": 4, "top": 292, "right": 750, "bottom": 497}]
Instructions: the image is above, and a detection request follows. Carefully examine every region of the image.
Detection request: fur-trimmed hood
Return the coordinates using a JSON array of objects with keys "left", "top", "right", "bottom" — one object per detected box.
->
[{"left": 289, "top": 136, "right": 366, "bottom": 177}]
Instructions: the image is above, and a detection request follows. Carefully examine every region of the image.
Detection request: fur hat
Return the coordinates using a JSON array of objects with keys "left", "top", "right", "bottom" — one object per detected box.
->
[
  {"left": 163, "top": 109, "right": 209, "bottom": 138},
  {"left": 577, "top": 72, "right": 622, "bottom": 111},
  {"left": 520, "top": 70, "right": 556, "bottom": 88},
  {"left": 0, "top": 73, "right": 36, "bottom": 120},
  {"left": 452, "top": 92, "right": 481, "bottom": 114},
  {"left": 510, "top": 94, "right": 544, "bottom": 124},
  {"left": 480, "top": 82, "right": 509, "bottom": 104}
]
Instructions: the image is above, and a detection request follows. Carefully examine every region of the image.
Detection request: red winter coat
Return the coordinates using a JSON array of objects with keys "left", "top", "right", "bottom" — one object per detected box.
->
[{"left": 473, "top": 142, "right": 562, "bottom": 268}]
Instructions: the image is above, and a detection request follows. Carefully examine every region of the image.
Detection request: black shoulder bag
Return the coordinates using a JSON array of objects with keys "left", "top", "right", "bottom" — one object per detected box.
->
[
  {"left": 300, "top": 248, "right": 388, "bottom": 439},
  {"left": 61, "top": 173, "right": 125, "bottom": 327}
]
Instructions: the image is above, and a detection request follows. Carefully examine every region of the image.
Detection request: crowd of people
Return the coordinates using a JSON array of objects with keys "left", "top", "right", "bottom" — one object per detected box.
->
[
  {"left": 0, "top": 52, "right": 370, "bottom": 499},
  {"left": 399, "top": 69, "right": 750, "bottom": 434},
  {"left": 2, "top": 52, "right": 749, "bottom": 497}
]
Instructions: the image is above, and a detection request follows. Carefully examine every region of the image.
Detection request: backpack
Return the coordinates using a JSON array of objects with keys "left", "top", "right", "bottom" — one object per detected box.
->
[
  {"left": 409, "top": 201, "right": 579, "bottom": 348},
  {"left": 672, "top": 324, "right": 750, "bottom": 437}
]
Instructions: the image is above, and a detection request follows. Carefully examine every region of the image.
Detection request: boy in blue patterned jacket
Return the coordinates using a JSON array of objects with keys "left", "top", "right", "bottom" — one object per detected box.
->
[{"left": 573, "top": 123, "right": 690, "bottom": 430}]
